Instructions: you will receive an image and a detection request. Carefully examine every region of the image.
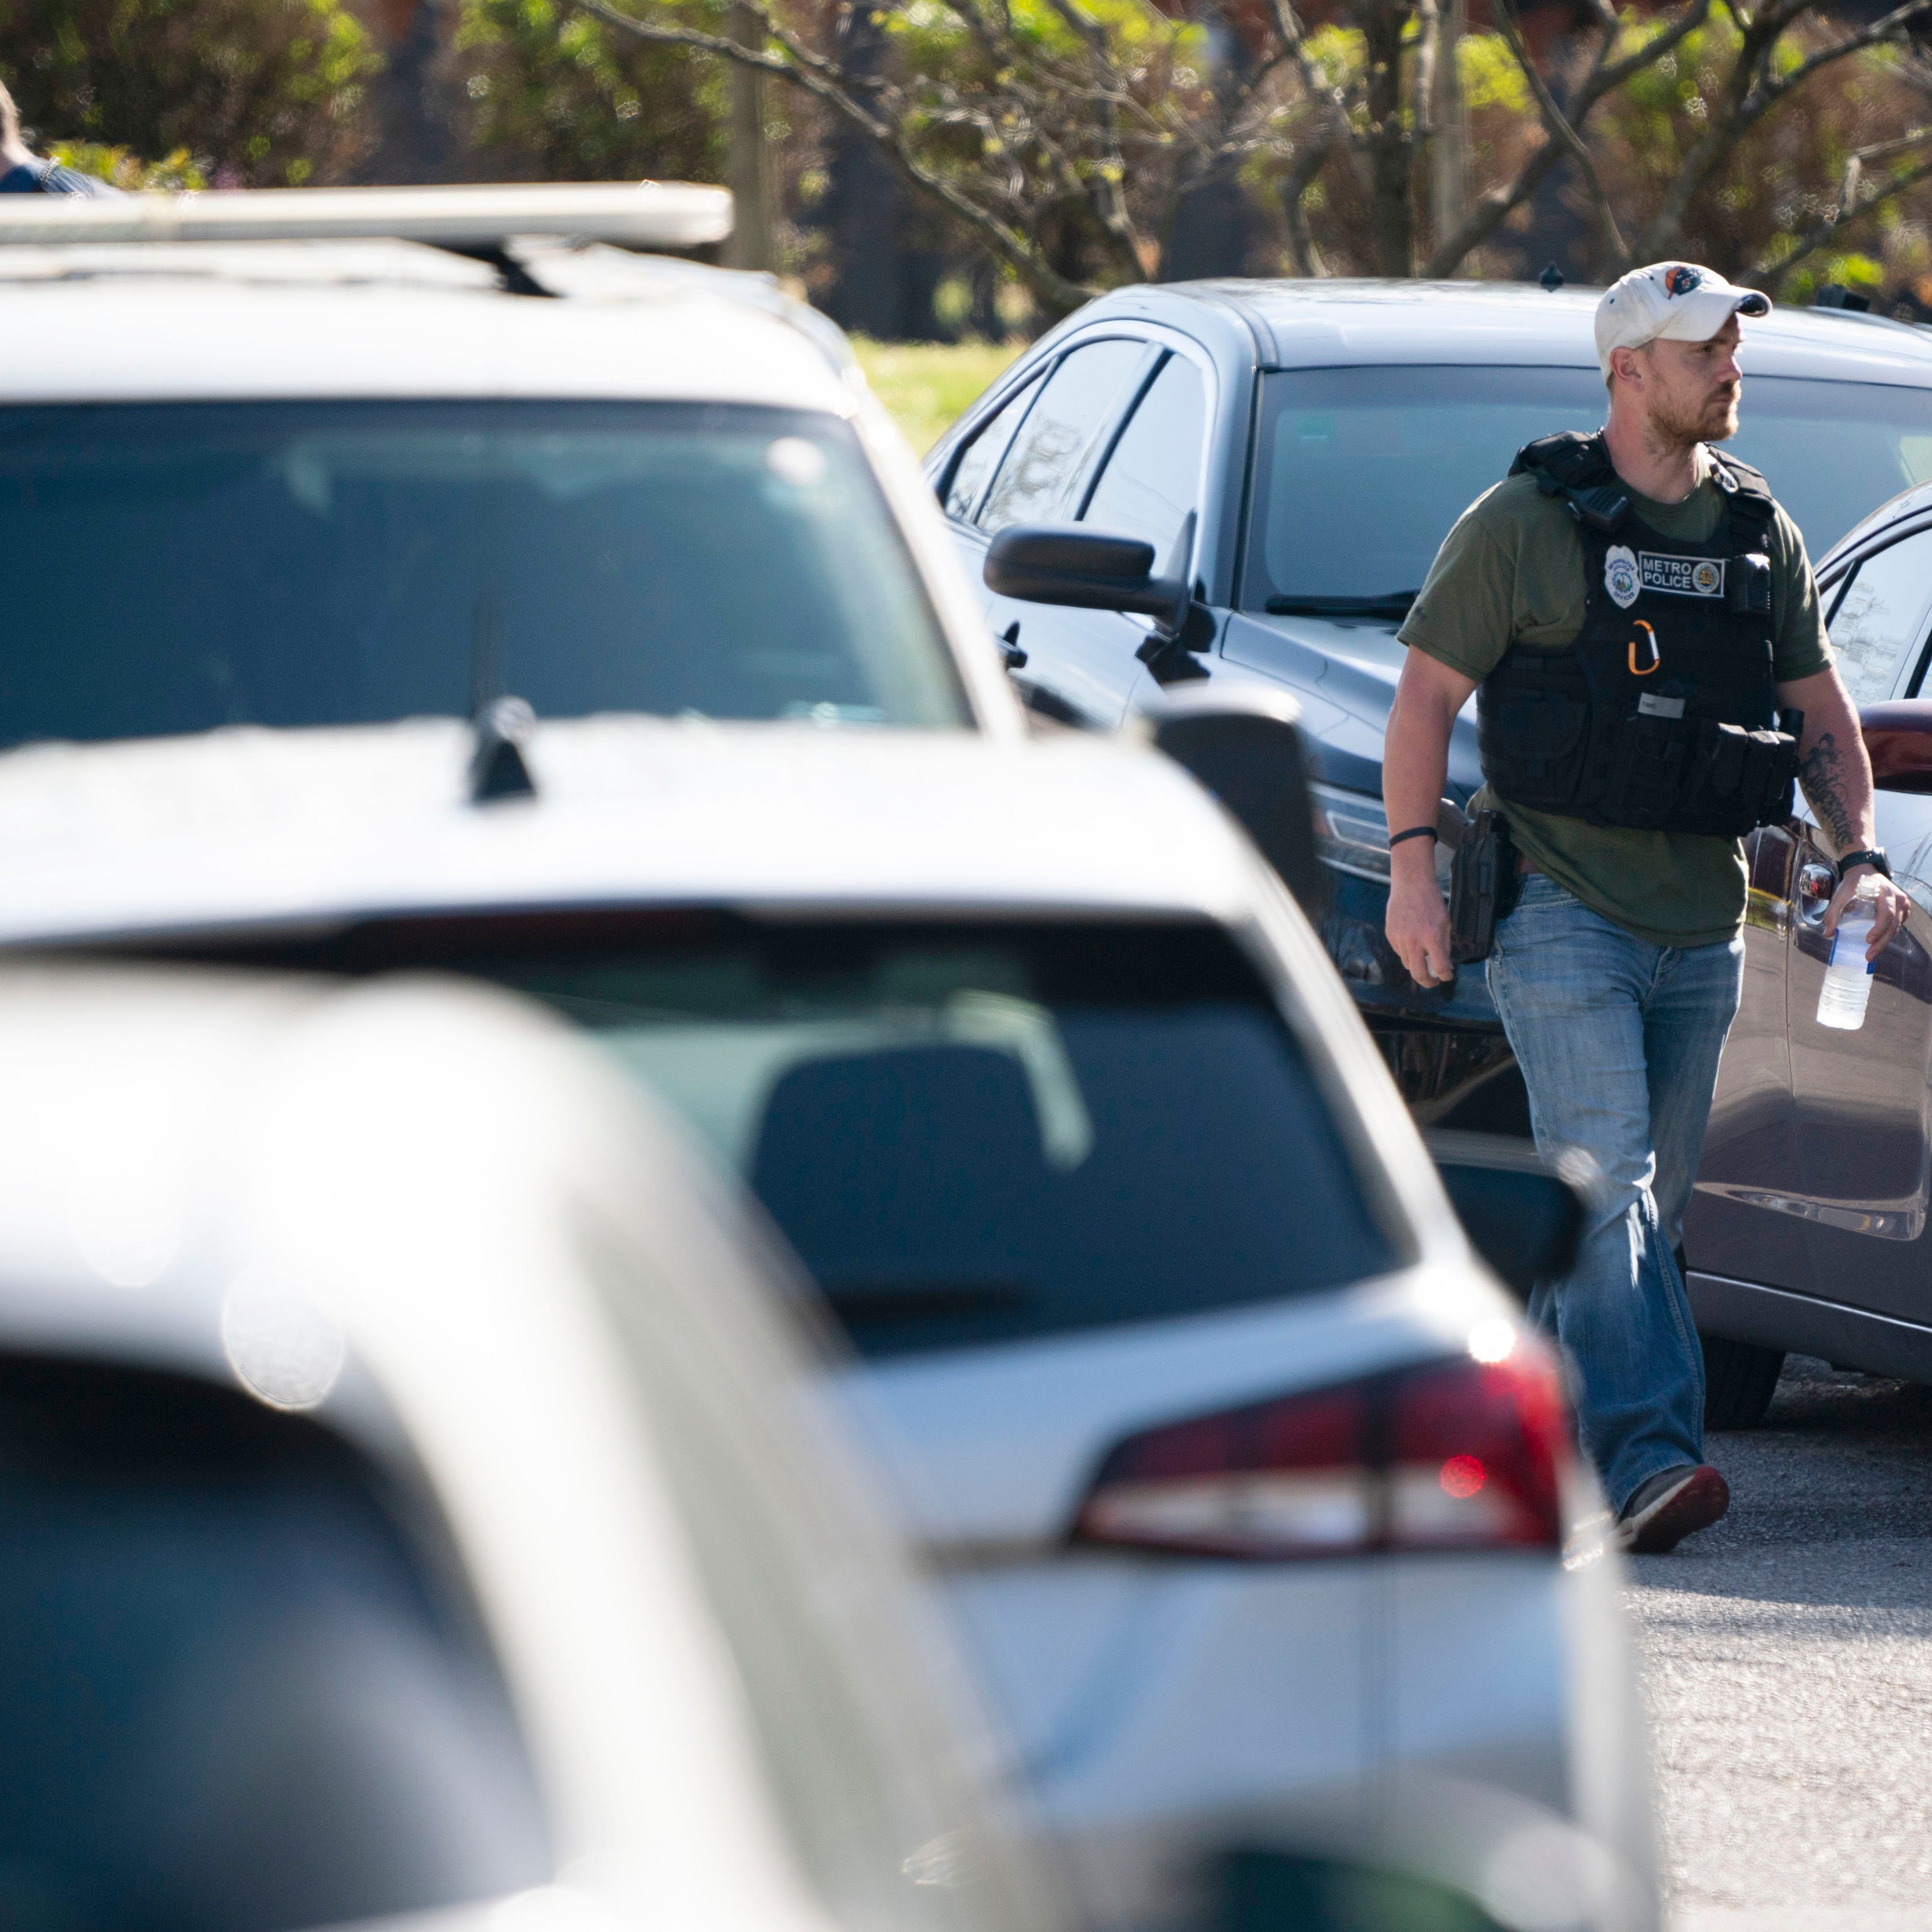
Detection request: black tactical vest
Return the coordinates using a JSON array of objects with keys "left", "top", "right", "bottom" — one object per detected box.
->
[{"left": 1476, "top": 432, "right": 1802, "bottom": 839}]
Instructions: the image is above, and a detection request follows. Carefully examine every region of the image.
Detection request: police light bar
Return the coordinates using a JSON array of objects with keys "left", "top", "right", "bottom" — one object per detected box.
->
[{"left": 0, "top": 180, "right": 733, "bottom": 251}]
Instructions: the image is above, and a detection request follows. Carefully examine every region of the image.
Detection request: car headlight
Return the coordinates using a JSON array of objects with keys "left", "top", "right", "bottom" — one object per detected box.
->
[{"left": 1310, "top": 781, "right": 1453, "bottom": 887}]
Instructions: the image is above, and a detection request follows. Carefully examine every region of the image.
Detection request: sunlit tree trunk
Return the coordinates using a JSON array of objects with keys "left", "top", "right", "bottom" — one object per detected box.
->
[
  {"left": 725, "top": 0, "right": 774, "bottom": 271},
  {"left": 1360, "top": 0, "right": 1414, "bottom": 275},
  {"left": 1429, "top": 0, "right": 1468, "bottom": 267}
]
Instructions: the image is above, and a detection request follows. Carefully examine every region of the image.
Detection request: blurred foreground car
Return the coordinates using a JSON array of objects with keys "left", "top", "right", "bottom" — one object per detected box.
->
[
  {"left": 0, "top": 716, "right": 1655, "bottom": 1932},
  {"left": 0, "top": 183, "right": 1019, "bottom": 744},
  {"left": 0, "top": 963, "right": 1054, "bottom": 1932}
]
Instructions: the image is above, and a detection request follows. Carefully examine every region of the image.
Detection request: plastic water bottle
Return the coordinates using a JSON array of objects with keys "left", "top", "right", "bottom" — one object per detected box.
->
[{"left": 1816, "top": 874, "right": 1886, "bottom": 1031}]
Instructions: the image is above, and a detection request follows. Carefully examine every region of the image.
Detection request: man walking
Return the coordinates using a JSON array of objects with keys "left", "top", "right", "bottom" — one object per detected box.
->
[{"left": 1383, "top": 262, "right": 1910, "bottom": 1553}]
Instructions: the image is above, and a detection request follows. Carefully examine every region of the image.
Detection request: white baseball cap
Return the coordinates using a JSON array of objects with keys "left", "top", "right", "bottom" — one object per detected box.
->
[{"left": 1595, "top": 261, "right": 1770, "bottom": 377}]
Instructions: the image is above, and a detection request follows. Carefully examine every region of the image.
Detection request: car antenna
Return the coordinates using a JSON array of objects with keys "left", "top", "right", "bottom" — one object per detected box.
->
[
  {"left": 470, "top": 696, "right": 539, "bottom": 803},
  {"left": 433, "top": 241, "right": 555, "bottom": 298},
  {"left": 1539, "top": 262, "right": 1565, "bottom": 293}
]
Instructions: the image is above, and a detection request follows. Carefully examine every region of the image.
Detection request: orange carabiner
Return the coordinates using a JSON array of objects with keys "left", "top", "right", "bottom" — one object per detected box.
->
[{"left": 1628, "top": 621, "right": 1660, "bottom": 677}]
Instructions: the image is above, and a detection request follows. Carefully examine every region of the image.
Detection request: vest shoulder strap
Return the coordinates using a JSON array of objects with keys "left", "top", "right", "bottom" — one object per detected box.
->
[
  {"left": 1509, "top": 431, "right": 1628, "bottom": 533},
  {"left": 1509, "top": 431, "right": 1613, "bottom": 489},
  {"left": 1708, "top": 449, "right": 1771, "bottom": 500},
  {"left": 1707, "top": 449, "right": 1777, "bottom": 547}
]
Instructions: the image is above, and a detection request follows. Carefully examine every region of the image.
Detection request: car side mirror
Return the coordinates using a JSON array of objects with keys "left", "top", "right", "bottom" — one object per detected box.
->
[
  {"left": 984, "top": 524, "right": 1190, "bottom": 632},
  {"left": 1861, "top": 700, "right": 1932, "bottom": 792},
  {"left": 1424, "top": 1130, "right": 1584, "bottom": 1300},
  {"left": 1143, "top": 685, "right": 1326, "bottom": 917}
]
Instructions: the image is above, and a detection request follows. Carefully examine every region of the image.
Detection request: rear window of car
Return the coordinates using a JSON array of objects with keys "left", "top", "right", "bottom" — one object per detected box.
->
[
  {"left": 0, "top": 1352, "right": 547, "bottom": 1931},
  {"left": 0, "top": 399, "right": 967, "bottom": 747},
  {"left": 156, "top": 914, "right": 1397, "bottom": 1360}
]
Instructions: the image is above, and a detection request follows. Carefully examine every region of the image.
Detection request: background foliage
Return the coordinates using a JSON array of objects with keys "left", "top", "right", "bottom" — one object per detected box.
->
[
  {"left": 0, "top": 0, "right": 379, "bottom": 185},
  {"left": 12, "top": 0, "right": 1932, "bottom": 333},
  {"left": 452, "top": 0, "right": 724, "bottom": 181}
]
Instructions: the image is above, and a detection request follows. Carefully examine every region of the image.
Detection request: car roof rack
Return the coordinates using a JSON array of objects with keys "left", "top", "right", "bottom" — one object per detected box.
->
[{"left": 0, "top": 180, "right": 732, "bottom": 253}]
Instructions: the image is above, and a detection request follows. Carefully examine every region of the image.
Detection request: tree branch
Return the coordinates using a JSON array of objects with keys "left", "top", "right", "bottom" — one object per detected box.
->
[
  {"left": 1424, "top": 0, "right": 1711, "bottom": 276},
  {"left": 1278, "top": 123, "right": 1334, "bottom": 274},
  {"left": 1756, "top": 0, "right": 1932, "bottom": 107},
  {"left": 1034, "top": 0, "right": 1150, "bottom": 278},
  {"left": 557, "top": 0, "right": 1102, "bottom": 312},
  {"left": 1253, "top": 0, "right": 1373, "bottom": 195},
  {"left": 1585, "top": 0, "right": 1715, "bottom": 101},
  {"left": 1751, "top": 143, "right": 1932, "bottom": 287},
  {"left": 1491, "top": 0, "right": 1627, "bottom": 265},
  {"left": 1632, "top": 0, "right": 1932, "bottom": 261}
]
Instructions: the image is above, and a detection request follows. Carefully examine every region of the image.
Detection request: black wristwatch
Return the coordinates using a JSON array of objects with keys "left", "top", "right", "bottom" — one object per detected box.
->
[{"left": 1837, "top": 847, "right": 1892, "bottom": 881}]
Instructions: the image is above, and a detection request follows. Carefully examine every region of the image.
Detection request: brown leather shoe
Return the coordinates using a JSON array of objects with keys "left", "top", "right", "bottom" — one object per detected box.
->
[{"left": 1616, "top": 1464, "right": 1730, "bottom": 1554}]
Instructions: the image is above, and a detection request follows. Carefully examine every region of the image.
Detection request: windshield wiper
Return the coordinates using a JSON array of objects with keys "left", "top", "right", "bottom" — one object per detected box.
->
[{"left": 1265, "top": 591, "right": 1418, "bottom": 618}]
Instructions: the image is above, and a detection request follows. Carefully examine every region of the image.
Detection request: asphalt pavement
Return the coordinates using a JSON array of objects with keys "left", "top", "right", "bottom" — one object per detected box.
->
[{"left": 1625, "top": 1355, "right": 1932, "bottom": 1931}]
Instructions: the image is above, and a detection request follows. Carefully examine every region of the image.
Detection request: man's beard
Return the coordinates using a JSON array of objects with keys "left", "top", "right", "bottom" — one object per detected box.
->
[{"left": 1650, "top": 384, "right": 1741, "bottom": 453}]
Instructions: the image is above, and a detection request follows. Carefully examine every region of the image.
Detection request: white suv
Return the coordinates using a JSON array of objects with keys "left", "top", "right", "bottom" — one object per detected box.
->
[
  {"left": 0, "top": 711, "right": 1658, "bottom": 1932},
  {"left": 0, "top": 183, "right": 1019, "bottom": 745}
]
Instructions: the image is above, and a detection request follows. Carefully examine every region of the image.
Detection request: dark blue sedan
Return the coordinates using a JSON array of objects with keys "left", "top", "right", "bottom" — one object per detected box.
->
[{"left": 926, "top": 278, "right": 1932, "bottom": 1137}]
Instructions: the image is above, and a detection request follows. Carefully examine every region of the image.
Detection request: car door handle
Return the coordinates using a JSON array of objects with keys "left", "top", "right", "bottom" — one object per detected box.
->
[{"left": 998, "top": 621, "right": 1028, "bottom": 671}]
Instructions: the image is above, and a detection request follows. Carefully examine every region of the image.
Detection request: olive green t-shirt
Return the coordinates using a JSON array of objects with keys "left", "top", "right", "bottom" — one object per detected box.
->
[{"left": 1398, "top": 447, "right": 1832, "bottom": 948}]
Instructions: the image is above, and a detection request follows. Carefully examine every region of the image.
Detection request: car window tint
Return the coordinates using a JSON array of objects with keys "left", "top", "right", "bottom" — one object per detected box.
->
[
  {"left": 0, "top": 400, "right": 968, "bottom": 747},
  {"left": 978, "top": 340, "right": 1150, "bottom": 536},
  {"left": 1830, "top": 529, "right": 1932, "bottom": 701},
  {"left": 1724, "top": 383, "right": 1932, "bottom": 558},
  {"left": 1079, "top": 353, "right": 1207, "bottom": 567},
  {"left": 1247, "top": 366, "right": 1604, "bottom": 608},
  {"left": 0, "top": 1353, "right": 547, "bottom": 1932},
  {"left": 943, "top": 373, "right": 1041, "bottom": 521},
  {"left": 1245, "top": 366, "right": 1932, "bottom": 612},
  {"left": 353, "top": 918, "right": 1397, "bottom": 1360}
]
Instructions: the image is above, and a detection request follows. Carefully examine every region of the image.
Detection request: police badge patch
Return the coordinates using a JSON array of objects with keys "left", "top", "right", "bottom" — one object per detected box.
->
[
  {"left": 1604, "top": 544, "right": 1640, "bottom": 609},
  {"left": 1638, "top": 552, "right": 1725, "bottom": 596}
]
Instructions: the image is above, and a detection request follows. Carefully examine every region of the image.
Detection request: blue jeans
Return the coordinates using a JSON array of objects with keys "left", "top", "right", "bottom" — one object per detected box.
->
[{"left": 1486, "top": 875, "right": 1744, "bottom": 1515}]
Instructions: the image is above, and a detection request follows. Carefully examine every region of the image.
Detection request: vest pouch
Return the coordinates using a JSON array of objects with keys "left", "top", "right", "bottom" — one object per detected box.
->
[
  {"left": 1675, "top": 722, "right": 1795, "bottom": 835},
  {"left": 1701, "top": 721, "right": 1749, "bottom": 802},
  {"left": 1479, "top": 689, "right": 1589, "bottom": 808},
  {"left": 1603, "top": 710, "right": 1694, "bottom": 828},
  {"left": 1694, "top": 726, "right": 1765, "bottom": 835},
  {"left": 1743, "top": 727, "right": 1799, "bottom": 825}
]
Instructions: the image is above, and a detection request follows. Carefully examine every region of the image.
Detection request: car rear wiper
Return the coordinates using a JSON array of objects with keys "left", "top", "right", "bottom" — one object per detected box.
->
[{"left": 1264, "top": 591, "right": 1418, "bottom": 618}]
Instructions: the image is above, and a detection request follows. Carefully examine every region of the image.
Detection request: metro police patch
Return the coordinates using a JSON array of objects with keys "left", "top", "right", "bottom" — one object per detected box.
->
[{"left": 1639, "top": 553, "right": 1725, "bottom": 597}]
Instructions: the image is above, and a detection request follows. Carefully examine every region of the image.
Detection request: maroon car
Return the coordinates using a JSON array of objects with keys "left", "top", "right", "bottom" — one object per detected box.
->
[{"left": 1689, "top": 481, "right": 1932, "bottom": 1424}]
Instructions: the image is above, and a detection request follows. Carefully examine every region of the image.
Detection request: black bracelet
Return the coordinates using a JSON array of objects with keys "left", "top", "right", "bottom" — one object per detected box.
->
[{"left": 1388, "top": 825, "right": 1439, "bottom": 848}]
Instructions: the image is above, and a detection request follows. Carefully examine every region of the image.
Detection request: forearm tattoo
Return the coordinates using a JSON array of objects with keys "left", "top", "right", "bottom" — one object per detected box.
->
[{"left": 1799, "top": 728, "right": 1860, "bottom": 852}]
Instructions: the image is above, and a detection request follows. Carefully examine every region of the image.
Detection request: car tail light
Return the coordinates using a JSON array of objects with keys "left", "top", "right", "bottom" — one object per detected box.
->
[{"left": 1070, "top": 1326, "right": 1569, "bottom": 1560}]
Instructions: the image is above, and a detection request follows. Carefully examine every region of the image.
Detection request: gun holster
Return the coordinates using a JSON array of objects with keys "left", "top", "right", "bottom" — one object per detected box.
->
[{"left": 1438, "top": 798, "right": 1519, "bottom": 965}]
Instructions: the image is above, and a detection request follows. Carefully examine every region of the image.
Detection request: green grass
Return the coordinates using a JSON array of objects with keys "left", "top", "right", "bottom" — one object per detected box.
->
[{"left": 852, "top": 337, "right": 1024, "bottom": 455}]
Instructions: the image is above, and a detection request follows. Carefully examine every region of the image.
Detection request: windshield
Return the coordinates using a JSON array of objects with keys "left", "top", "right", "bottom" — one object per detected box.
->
[
  {"left": 1243, "top": 364, "right": 1932, "bottom": 612},
  {"left": 0, "top": 401, "right": 967, "bottom": 748},
  {"left": 157, "top": 914, "right": 1397, "bottom": 1359}
]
